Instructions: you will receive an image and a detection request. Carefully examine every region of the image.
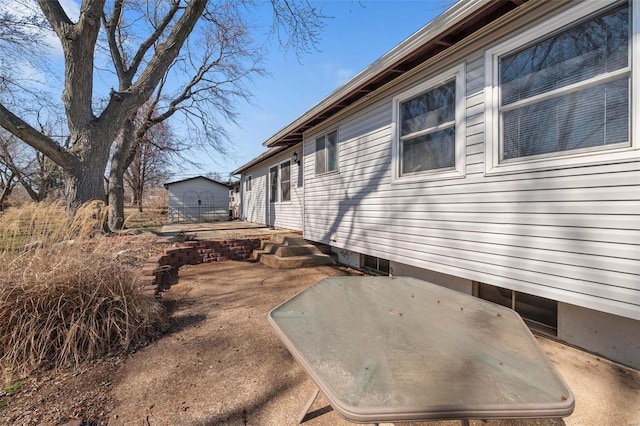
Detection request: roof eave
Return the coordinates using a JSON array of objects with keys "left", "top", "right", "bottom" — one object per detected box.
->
[
  {"left": 263, "top": 0, "right": 522, "bottom": 148},
  {"left": 231, "top": 144, "right": 293, "bottom": 175}
]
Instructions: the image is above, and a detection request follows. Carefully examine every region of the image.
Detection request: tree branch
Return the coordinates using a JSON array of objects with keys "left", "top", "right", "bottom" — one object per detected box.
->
[
  {"left": 102, "top": 0, "right": 127, "bottom": 83},
  {"left": 36, "top": 0, "right": 73, "bottom": 39},
  {"left": 0, "top": 103, "right": 76, "bottom": 169},
  {"left": 128, "top": 0, "right": 181, "bottom": 80},
  {"left": 100, "top": 0, "right": 207, "bottom": 131}
]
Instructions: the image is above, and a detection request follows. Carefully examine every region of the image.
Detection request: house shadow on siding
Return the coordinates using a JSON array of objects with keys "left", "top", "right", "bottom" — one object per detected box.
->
[{"left": 319, "top": 161, "right": 389, "bottom": 249}]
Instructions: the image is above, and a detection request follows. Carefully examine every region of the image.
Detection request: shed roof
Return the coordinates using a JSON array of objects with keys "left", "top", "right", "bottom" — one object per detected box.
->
[
  {"left": 261, "top": 0, "right": 527, "bottom": 149},
  {"left": 163, "top": 175, "right": 230, "bottom": 189}
]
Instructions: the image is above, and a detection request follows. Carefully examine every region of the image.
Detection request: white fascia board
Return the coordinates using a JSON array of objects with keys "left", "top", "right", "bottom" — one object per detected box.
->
[
  {"left": 262, "top": 0, "right": 493, "bottom": 148},
  {"left": 231, "top": 145, "right": 291, "bottom": 175}
]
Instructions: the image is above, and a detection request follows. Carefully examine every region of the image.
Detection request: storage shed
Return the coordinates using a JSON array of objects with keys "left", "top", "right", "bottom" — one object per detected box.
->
[{"left": 164, "top": 176, "right": 230, "bottom": 223}]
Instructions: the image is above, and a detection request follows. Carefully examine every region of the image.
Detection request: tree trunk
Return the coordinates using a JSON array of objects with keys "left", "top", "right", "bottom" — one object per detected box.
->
[
  {"left": 136, "top": 188, "right": 143, "bottom": 212},
  {"left": 63, "top": 164, "right": 107, "bottom": 209},
  {"left": 63, "top": 129, "right": 112, "bottom": 210},
  {"left": 107, "top": 168, "right": 126, "bottom": 230},
  {"left": 0, "top": 172, "right": 15, "bottom": 211},
  {"left": 108, "top": 118, "right": 134, "bottom": 231}
]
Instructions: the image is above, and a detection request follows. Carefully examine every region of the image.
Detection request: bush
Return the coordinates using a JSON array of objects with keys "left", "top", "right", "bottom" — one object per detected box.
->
[{"left": 0, "top": 202, "right": 163, "bottom": 380}]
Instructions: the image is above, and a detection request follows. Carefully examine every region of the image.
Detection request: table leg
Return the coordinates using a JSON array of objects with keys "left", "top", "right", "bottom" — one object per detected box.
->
[{"left": 298, "top": 387, "right": 320, "bottom": 424}]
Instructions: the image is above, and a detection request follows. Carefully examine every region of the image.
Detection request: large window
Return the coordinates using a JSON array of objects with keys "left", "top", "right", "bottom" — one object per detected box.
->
[
  {"left": 280, "top": 160, "right": 291, "bottom": 202},
  {"left": 486, "top": 1, "right": 635, "bottom": 173},
  {"left": 393, "top": 64, "right": 465, "bottom": 181},
  {"left": 315, "top": 129, "right": 338, "bottom": 174}
]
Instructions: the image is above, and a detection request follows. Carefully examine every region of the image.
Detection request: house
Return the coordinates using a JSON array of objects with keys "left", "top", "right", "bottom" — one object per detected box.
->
[
  {"left": 233, "top": 145, "right": 304, "bottom": 230},
  {"left": 235, "top": 0, "right": 640, "bottom": 369},
  {"left": 164, "top": 176, "right": 230, "bottom": 223},
  {"left": 229, "top": 179, "right": 241, "bottom": 219}
]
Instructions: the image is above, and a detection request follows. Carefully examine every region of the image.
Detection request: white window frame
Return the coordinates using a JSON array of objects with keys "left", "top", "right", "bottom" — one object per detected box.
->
[
  {"left": 314, "top": 127, "right": 339, "bottom": 175},
  {"left": 391, "top": 63, "right": 466, "bottom": 183},
  {"left": 485, "top": 0, "right": 639, "bottom": 176},
  {"left": 245, "top": 175, "right": 252, "bottom": 192},
  {"left": 269, "top": 159, "right": 293, "bottom": 204}
]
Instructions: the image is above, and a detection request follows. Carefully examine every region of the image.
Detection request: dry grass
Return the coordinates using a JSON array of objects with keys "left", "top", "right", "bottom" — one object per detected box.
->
[
  {"left": 123, "top": 206, "right": 167, "bottom": 230},
  {"left": 0, "top": 200, "right": 108, "bottom": 252},
  {"left": 0, "top": 202, "right": 163, "bottom": 382}
]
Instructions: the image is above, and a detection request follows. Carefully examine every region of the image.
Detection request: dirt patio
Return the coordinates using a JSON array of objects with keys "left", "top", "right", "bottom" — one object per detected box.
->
[{"left": 105, "top": 259, "right": 640, "bottom": 426}]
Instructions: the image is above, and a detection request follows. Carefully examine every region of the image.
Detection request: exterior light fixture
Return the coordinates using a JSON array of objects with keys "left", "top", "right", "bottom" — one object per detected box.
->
[{"left": 292, "top": 151, "right": 300, "bottom": 164}]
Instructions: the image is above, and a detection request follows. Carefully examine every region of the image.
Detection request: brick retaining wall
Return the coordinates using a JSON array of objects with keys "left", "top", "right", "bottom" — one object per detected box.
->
[{"left": 139, "top": 238, "right": 267, "bottom": 297}]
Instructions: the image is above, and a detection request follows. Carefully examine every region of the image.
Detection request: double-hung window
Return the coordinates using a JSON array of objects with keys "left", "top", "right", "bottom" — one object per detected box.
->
[
  {"left": 393, "top": 64, "right": 465, "bottom": 181},
  {"left": 315, "top": 129, "right": 338, "bottom": 174},
  {"left": 245, "top": 176, "right": 252, "bottom": 192},
  {"left": 269, "top": 166, "right": 278, "bottom": 203},
  {"left": 486, "top": 1, "right": 635, "bottom": 174},
  {"left": 269, "top": 160, "right": 292, "bottom": 203},
  {"left": 280, "top": 160, "right": 291, "bottom": 202}
]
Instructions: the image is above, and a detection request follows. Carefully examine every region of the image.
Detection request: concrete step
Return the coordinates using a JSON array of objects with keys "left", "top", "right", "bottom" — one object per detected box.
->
[
  {"left": 253, "top": 233, "right": 335, "bottom": 268},
  {"left": 259, "top": 239, "right": 331, "bottom": 255},
  {"left": 274, "top": 244, "right": 323, "bottom": 257},
  {"left": 259, "top": 241, "right": 279, "bottom": 252},
  {"left": 252, "top": 245, "right": 323, "bottom": 260},
  {"left": 258, "top": 253, "right": 335, "bottom": 269},
  {"left": 271, "top": 233, "right": 307, "bottom": 246}
]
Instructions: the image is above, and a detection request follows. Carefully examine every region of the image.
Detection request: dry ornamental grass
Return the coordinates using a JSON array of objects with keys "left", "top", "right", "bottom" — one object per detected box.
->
[{"left": 0, "top": 202, "right": 163, "bottom": 382}]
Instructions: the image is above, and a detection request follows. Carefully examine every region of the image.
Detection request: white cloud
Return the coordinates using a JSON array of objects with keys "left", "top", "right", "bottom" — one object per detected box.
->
[
  {"left": 322, "top": 62, "right": 355, "bottom": 88},
  {"left": 335, "top": 68, "right": 355, "bottom": 85}
]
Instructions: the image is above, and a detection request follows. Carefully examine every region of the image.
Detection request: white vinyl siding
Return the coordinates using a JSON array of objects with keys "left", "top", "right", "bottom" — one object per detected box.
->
[
  {"left": 302, "top": 0, "right": 640, "bottom": 321},
  {"left": 241, "top": 146, "right": 303, "bottom": 230}
]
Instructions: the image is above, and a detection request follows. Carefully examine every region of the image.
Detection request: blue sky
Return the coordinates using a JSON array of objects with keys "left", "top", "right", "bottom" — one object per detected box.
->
[
  {"left": 6, "top": 0, "right": 453, "bottom": 180},
  {"left": 192, "top": 0, "right": 454, "bottom": 180}
]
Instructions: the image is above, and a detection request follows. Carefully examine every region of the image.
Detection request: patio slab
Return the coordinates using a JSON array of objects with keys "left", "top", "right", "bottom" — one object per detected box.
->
[
  {"left": 109, "top": 260, "right": 640, "bottom": 426},
  {"left": 156, "top": 221, "right": 300, "bottom": 242}
]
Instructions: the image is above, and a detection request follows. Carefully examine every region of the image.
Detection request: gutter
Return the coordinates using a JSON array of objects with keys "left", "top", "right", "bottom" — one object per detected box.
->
[{"left": 262, "top": 0, "right": 523, "bottom": 148}]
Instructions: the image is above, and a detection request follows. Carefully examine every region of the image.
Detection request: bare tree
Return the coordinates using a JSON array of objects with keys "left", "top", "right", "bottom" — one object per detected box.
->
[
  {"left": 0, "top": 162, "right": 17, "bottom": 210},
  {"left": 0, "top": 0, "right": 50, "bottom": 88},
  {"left": 0, "top": 130, "right": 64, "bottom": 203},
  {"left": 205, "top": 171, "right": 224, "bottom": 182},
  {"left": 124, "top": 118, "right": 174, "bottom": 212},
  {"left": 0, "top": 0, "right": 325, "bottom": 213},
  {"left": 105, "top": 1, "right": 263, "bottom": 229}
]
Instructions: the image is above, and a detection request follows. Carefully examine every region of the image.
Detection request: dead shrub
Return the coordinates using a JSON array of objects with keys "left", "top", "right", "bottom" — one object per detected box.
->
[{"left": 0, "top": 202, "right": 163, "bottom": 381}]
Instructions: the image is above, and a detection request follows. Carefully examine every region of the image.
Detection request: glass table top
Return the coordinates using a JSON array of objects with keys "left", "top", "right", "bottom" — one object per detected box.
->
[{"left": 269, "top": 276, "right": 574, "bottom": 423}]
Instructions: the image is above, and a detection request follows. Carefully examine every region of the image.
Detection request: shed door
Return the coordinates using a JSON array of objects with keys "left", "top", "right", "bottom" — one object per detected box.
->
[{"left": 182, "top": 190, "right": 215, "bottom": 222}]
